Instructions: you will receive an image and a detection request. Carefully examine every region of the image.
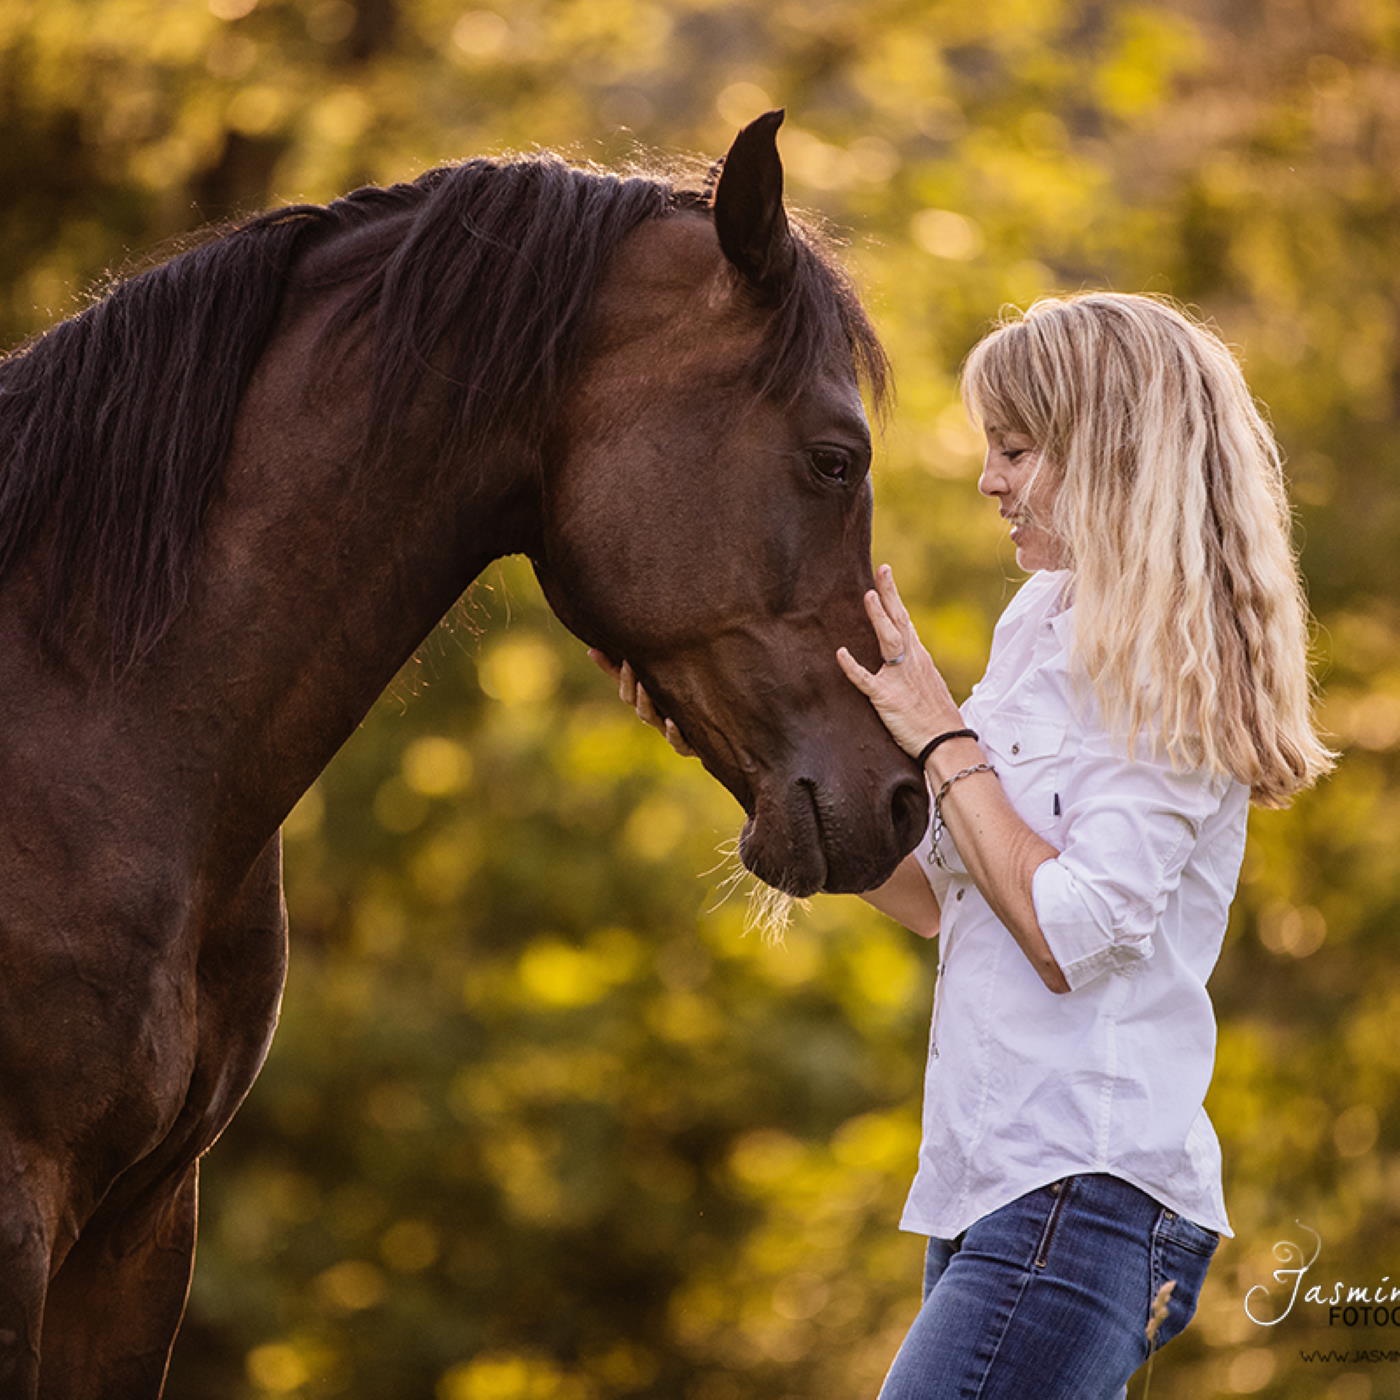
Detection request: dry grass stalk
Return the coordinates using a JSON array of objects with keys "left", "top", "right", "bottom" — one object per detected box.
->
[{"left": 1137, "top": 1277, "right": 1177, "bottom": 1399}]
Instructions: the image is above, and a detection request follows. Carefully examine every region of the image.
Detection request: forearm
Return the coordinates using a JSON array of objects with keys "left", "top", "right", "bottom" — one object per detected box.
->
[
  {"left": 857, "top": 852, "right": 941, "bottom": 939},
  {"left": 926, "top": 736, "right": 1070, "bottom": 992}
]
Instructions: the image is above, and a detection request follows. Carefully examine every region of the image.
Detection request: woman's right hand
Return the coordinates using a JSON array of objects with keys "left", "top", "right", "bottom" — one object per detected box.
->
[{"left": 587, "top": 649, "right": 696, "bottom": 757}]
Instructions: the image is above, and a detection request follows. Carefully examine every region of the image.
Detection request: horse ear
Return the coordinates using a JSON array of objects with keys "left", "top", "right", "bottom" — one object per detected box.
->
[{"left": 711, "top": 109, "right": 796, "bottom": 294}]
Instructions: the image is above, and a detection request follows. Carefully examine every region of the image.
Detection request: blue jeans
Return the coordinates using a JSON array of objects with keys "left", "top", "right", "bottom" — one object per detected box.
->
[{"left": 877, "top": 1172, "right": 1220, "bottom": 1400}]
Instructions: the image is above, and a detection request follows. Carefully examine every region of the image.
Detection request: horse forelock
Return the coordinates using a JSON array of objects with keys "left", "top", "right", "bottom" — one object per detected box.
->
[{"left": 0, "top": 150, "right": 887, "bottom": 677}]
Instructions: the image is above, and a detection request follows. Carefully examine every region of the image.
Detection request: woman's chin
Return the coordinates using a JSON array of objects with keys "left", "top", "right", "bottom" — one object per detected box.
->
[{"left": 1012, "top": 533, "right": 1062, "bottom": 572}]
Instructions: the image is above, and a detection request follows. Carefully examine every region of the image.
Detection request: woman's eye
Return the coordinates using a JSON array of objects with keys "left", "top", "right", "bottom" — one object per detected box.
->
[
  {"left": 1004, "top": 448, "right": 1028, "bottom": 462},
  {"left": 808, "top": 447, "right": 853, "bottom": 483}
]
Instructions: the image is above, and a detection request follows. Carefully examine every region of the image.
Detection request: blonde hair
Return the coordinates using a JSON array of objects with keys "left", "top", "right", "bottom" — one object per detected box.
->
[{"left": 960, "top": 291, "right": 1335, "bottom": 808}]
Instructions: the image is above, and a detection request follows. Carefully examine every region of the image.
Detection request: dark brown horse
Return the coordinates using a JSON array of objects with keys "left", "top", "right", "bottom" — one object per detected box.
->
[{"left": 0, "top": 111, "right": 925, "bottom": 1397}]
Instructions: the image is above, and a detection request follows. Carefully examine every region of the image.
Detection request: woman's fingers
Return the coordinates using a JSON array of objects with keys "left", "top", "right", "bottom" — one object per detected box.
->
[
  {"left": 589, "top": 648, "right": 697, "bottom": 760},
  {"left": 836, "top": 646, "right": 876, "bottom": 693},
  {"left": 618, "top": 659, "right": 637, "bottom": 707},
  {"left": 635, "top": 681, "right": 662, "bottom": 729},
  {"left": 839, "top": 583, "right": 966, "bottom": 757},
  {"left": 862, "top": 589, "right": 906, "bottom": 661},
  {"left": 587, "top": 647, "right": 621, "bottom": 682},
  {"left": 642, "top": 686, "right": 697, "bottom": 757},
  {"left": 876, "top": 564, "right": 914, "bottom": 637},
  {"left": 664, "top": 719, "right": 697, "bottom": 758}
]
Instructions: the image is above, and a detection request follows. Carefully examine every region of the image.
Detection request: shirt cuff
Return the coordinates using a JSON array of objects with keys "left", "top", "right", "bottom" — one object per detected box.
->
[{"left": 1031, "top": 858, "right": 1154, "bottom": 992}]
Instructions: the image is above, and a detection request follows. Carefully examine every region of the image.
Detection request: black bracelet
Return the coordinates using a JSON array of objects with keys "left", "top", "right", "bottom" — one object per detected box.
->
[{"left": 915, "top": 728, "right": 979, "bottom": 768}]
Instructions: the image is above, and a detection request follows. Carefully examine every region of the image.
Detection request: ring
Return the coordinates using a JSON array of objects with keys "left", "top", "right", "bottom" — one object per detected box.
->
[{"left": 883, "top": 653, "right": 907, "bottom": 666}]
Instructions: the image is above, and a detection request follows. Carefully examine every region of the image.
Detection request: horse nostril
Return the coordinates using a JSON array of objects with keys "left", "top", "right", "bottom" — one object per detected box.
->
[{"left": 889, "top": 774, "right": 929, "bottom": 854}]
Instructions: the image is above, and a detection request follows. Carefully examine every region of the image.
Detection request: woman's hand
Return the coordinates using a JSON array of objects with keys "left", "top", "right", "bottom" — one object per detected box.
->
[
  {"left": 587, "top": 648, "right": 697, "bottom": 757},
  {"left": 836, "top": 564, "right": 964, "bottom": 757}
]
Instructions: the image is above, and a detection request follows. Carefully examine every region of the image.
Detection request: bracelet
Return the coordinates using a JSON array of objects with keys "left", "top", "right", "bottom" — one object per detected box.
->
[
  {"left": 928, "top": 762, "right": 997, "bottom": 872},
  {"left": 915, "top": 728, "right": 978, "bottom": 767}
]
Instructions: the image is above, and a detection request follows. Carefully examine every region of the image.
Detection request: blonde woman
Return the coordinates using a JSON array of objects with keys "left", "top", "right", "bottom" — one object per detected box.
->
[
  {"left": 833, "top": 292, "right": 1333, "bottom": 1398},
  {"left": 597, "top": 291, "right": 1332, "bottom": 1396}
]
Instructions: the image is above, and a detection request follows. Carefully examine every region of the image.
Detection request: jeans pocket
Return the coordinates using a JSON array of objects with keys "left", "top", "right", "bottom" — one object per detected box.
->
[
  {"left": 1156, "top": 1208, "right": 1221, "bottom": 1257},
  {"left": 1146, "top": 1207, "right": 1218, "bottom": 1355}
]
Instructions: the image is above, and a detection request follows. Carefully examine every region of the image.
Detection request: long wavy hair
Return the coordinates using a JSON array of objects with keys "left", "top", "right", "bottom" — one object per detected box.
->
[{"left": 960, "top": 291, "right": 1334, "bottom": 807}]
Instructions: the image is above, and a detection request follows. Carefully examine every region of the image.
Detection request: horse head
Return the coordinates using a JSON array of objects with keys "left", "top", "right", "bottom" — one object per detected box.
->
[{"left": 534, "top": 112, "right": 929, "bottom": 897}]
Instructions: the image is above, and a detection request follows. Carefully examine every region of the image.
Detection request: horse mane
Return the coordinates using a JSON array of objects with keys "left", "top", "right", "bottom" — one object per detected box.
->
[{"left": 0, "top": 153, "right": 890, "bottom": 674}]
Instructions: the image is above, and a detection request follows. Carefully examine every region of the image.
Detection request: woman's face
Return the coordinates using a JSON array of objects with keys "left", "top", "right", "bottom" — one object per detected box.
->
[{"left": 977, "top": 425, "right": 1067, "bottom": 571}]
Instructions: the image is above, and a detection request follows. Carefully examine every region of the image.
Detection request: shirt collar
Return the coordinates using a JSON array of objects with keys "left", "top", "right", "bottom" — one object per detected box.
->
[{"left": 1039, "top": 569, "right": 1075, "bottom": 646}]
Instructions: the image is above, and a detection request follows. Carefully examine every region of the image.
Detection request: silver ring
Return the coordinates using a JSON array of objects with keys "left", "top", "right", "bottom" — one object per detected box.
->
[{"left": 883, "top": 653, "right": 907, "bottom": 666}]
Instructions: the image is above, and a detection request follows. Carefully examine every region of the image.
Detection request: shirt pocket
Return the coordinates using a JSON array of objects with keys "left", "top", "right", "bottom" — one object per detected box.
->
[{"left": 980, "top": 715, "right": 1069, "bottom": 836}]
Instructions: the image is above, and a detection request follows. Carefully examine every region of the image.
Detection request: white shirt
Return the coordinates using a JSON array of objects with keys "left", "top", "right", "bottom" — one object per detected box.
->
[{"left": 900, "top": 568, "right": 1248, "bottom": 1241}]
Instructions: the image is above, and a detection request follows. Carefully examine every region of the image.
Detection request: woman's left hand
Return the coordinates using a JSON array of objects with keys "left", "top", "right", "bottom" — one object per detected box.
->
[{"left": 836, "top": 564, "right": 965, "bottom": 757}]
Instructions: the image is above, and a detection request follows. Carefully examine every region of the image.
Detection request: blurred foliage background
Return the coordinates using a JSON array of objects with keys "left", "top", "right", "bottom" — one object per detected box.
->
[{"left": 2, "top": 0, "right": 1396, "bottom": 1396}]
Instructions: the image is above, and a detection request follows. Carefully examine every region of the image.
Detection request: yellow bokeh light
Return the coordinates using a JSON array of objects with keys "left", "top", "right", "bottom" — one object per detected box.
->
[
  {"left": 1333, "top": 1102, "right": 1380, "bottom": 1158},
  {"left": 403, "top": 735, "right": 473, "bottom": 796},
  {"left": 622, "top": 794, "right": 688, "bottom": 860},
  {"left": 1256, "top": 901, "right": 1328, "bottom": 958},
  {"left": 517, "top": 939, "right": 614, "bottom": 1008},
  {"left": 314, "top": 1259, "right": 387, "bottom": 1313},
  {"left": 1225, "top": 1345, "right": 1277, "bottom": 1394},
  {"left": 716, "top": 81, "right": 774, "bottom": 129},
  {"left": 246, "top": 1342, "right": 310, "bottom": 1394},
  {"left": 910, "top": 209, "right": 985, "bottom": 261},
  {"left": 453, "top": 10, "right": 510, "bottom": 59},
  {"left": 437, "top": 1353, "right": 591, "bottom": 1400},
  {"left": 226, "top": 85, "right": 286, "bottom": 137},
  {"left": 478, "top": 635, "right": 562, "bottom": 706},
  {"left": 845, "top": 934, "right": 919, "bottom": 1010},
  {"left": 728, "top": 1128, "right": 806, "bottom": 1190}
]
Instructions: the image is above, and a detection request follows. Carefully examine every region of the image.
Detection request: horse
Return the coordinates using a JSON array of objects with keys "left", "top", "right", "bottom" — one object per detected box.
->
[{"left": 0, "top": 110, "right": 927, "bottom": 1397}]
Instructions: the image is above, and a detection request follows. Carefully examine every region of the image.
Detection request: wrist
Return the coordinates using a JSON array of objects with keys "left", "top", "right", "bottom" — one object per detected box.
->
[
  {"left": 911, "top": 720, "right": 972, "bottom": 766},
  {"left": 923, "top": 734, "right": 985, "bottom": 784}
]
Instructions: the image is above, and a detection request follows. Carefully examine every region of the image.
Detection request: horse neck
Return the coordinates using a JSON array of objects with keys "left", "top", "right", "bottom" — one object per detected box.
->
[{"left": 151, "top": 278, "right": 543, "bottom": 878}]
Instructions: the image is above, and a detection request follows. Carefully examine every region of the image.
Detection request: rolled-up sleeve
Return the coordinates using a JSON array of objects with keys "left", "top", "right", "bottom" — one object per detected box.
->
[{"left": 1032, "top": 730, "right": 1230, "bottom": 992}]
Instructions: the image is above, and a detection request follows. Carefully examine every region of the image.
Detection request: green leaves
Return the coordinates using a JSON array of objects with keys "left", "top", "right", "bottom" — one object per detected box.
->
[{"left": 5, "top": 5, "right": 1396, "bottom": 1395}]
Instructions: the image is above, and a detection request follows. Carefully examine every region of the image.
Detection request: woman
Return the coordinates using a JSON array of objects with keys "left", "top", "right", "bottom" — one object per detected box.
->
[{"left": 595, "top": 292, "right": 1334, "bottom": 1397}]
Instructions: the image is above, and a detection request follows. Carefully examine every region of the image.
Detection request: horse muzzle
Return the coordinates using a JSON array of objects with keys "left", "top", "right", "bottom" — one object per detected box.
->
[{"left": 737, "top": 759, "right": 929, "bottom": 896}]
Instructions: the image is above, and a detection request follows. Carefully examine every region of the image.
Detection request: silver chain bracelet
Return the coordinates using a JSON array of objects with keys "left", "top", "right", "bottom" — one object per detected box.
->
[{"left": 929, "top": 762, "right": 997, "bottom": 871}]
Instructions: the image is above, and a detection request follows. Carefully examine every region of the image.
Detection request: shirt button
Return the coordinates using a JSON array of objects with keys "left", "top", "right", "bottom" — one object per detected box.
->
[
  {"left": 955, "top": 889, "right": 965, "bottom": 902},
  {"left": 1010, "top": 741, "right": 1021, "bottom": 755}
]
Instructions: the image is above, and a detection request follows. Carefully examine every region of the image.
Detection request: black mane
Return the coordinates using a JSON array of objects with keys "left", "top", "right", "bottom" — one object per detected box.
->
[{"left": 0, "top": 153, "right": 889, "bottom": 673}]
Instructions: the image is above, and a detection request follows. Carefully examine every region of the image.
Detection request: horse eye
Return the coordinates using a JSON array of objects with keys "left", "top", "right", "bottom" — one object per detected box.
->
[{"left": 807, "top": 447, "right": 852, "bottom": 483}]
